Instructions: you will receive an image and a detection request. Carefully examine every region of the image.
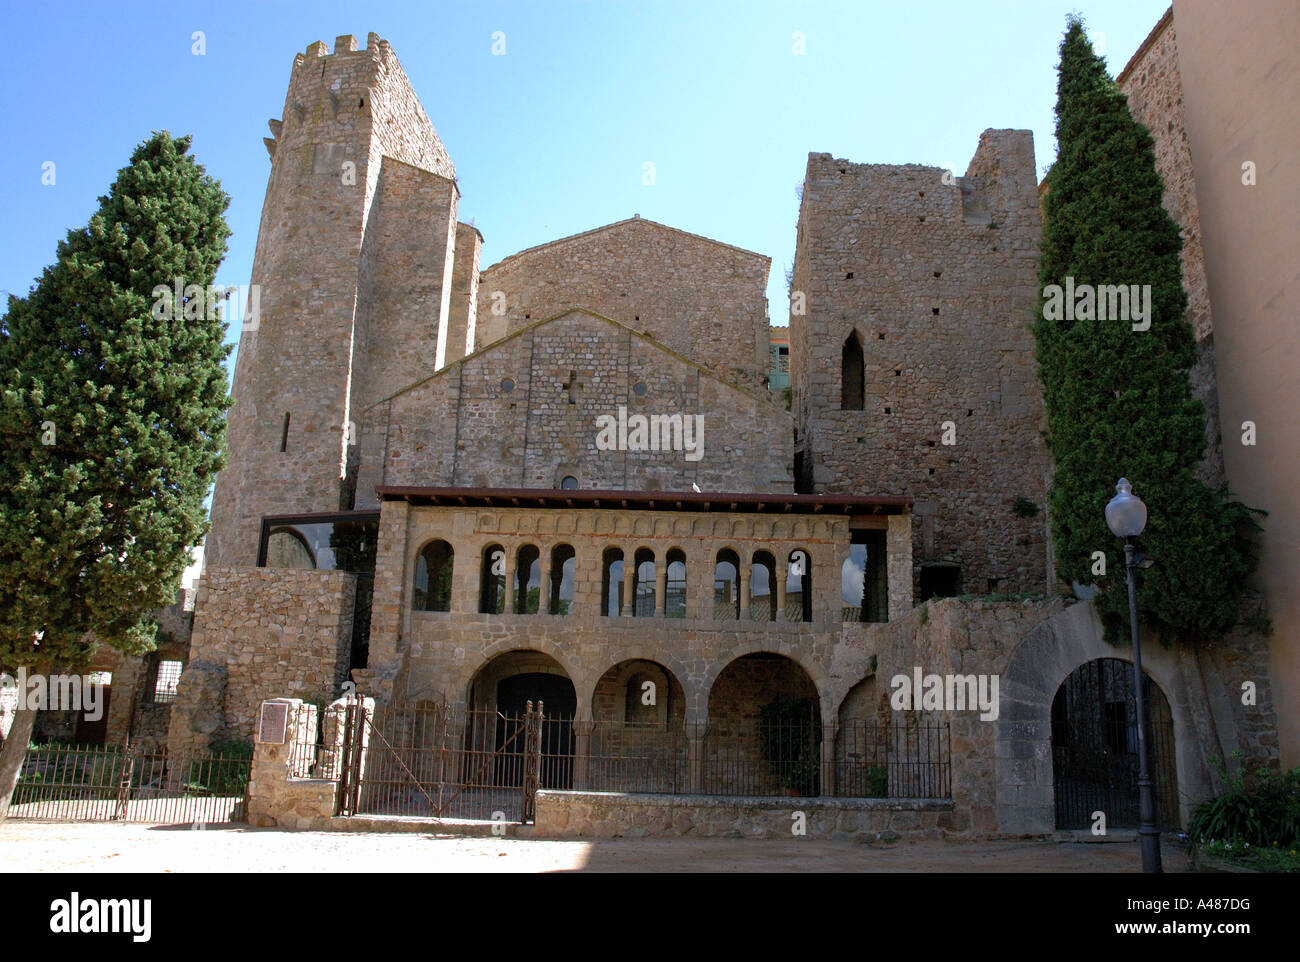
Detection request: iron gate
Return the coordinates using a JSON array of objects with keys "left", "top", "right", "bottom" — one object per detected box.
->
[
  {"left": 1051, "top": 658, "right": 1179, "bottom": 830},
  {"left": 338, "top": 700, "right": 548, "bottom": 822}
]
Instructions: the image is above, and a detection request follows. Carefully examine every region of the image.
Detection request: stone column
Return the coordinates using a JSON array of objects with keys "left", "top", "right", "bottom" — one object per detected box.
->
[
  {"left": 503, "top": 550, "right": 516, "bottom": 614},
  {"left": 886, "top": 515, "right": 914, "bottom": 621},
  {"left": 687, "top": 722, "right": 707, "bottom": 794},
  {"left": 739, "top": 567, "right": 751, "bottom": 620},
  {"left": 538, "top": 554, "right": 552, "bottom": 615},
  {"left": 776, "top": 559, "right": 789, "bottom": 623},
  {"left": 820, "top": 720, "right": 839, "bottom": 798},
  {"left": 654, "top": 563, "right": 666, "bottom": 618},
  {"left": 572, "top": 719, "right": 594, "bottom": 790},
  {"left": 620, "top": 548, "right": 634, "bottom": 616}
]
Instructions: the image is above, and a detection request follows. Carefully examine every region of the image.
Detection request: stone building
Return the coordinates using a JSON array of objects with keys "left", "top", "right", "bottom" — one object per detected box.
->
[{"left": 132, "top": 23, "right": 1278, "bottom": 836}]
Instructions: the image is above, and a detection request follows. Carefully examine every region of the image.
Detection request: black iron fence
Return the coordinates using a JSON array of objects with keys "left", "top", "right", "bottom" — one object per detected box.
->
[{"left": 8, "top": 742, "right": 250, "bottom": 824}]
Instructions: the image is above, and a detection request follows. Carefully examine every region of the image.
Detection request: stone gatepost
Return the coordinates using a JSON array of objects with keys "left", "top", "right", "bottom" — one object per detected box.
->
[
  {"left": 246, "top": 697, "right": 336, "bottom": 830},
  {"left": 572, "top": 719, "right": 594, "bottom": 789},
  {"left": 820, "top": 720, "right": 839, "bottom": 797}
]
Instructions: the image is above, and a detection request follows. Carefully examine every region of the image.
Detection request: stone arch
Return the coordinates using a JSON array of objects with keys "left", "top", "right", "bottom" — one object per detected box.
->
[
  {"left": 703, "top": 648, "right": 829, "bottom": 723},
  {"left": 590, "top": 659, "right": 687, "bottom": 726},
  {"left": 462, "top": 645, "right": 587, "bottom": 721},
  {"left": 995, "top": 601, "right": 1207, "bottom": 834}
]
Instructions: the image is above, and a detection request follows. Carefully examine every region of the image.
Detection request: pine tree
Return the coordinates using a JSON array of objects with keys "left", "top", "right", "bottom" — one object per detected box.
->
[
  {"left": 0, "top": 132, "right": 231, "bottom": 813},
  {"left": 1034, "top": 19, "right": 1259, "bottom": 646}
]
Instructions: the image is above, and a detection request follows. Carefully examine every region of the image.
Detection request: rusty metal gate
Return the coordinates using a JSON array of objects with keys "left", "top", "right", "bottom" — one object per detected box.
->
[
  {"left": 1051, "top": 658, "right": 1180, "bottom": 831},
  {"left": 339, "top": 700, "right": 546, "bottom": 822},
  {"left": 8, "top": 743, "right": 249, "bottom": 824}
]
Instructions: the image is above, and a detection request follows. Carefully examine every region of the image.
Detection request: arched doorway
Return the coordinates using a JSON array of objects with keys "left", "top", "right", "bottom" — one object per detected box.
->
[
  {"left": 706, "top": 653, "right": 820, "bottom": 795},
  {"left": 468, "top": 651, "right": 577, "bottom": 790},
  {"left": 1051, "top": 658, "right": 1179, "bottom": 830}
]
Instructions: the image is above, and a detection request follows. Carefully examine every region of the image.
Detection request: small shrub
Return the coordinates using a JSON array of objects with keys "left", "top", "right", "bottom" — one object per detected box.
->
[{"left": 1187, "top": 754, "right": 1300, "bottom": 848}]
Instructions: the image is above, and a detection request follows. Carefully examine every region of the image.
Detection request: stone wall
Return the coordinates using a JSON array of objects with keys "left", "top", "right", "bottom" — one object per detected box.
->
[
  {"left": 789, "top": 130, "right": 1052, "bottom": 598},
  {"left": 174, "top": 567, "right": 357, "bottom": 745},
  {"left": 355, "top": 309, "right": 794, "bottom": 501},
  {"left": 206, "top": 34, "right": 458, "bottom": 566},
  {"left": 479, "top": 217, "right": 771, "bottom": 392},
  {"left": 533, "top": 791, "right": 953, "bottom": 840},
  {"left": 1115, "top": 11, "right": 1224, "bottom": 486}
]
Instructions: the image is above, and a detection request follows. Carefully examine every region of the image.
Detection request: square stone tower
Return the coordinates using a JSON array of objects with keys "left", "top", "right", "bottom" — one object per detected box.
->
[
  {"left": 205, "top": 34, "right": 475, "bottom": 567},
  {"left": 789, "top": 130, "right": 1052, "bottom": 597}
]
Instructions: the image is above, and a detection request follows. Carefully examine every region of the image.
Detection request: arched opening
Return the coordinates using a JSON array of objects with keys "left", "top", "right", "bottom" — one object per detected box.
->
[
  {"left": 706, "top": 653, "right": 820, "bottom": 795},
  {"left": 632, "top": 548, "right": 656, "bottom": 617},
  {"left": 265, "top": 527, "right": 316, "bottom": 568},
  {"left": 713, "top": 549, "right": 741, "bottom": 620},
  {"left": 549, "top": 544, "right": 575, "bottom": 615},
  {"left": 786, "top": 548, "right": 812, "bottom": 622},
  {"left": 665, "top": 548, "right": 687, "bottom": 619},
  {"left": 750, "top": 550, "right": 777, "bottom": 621},
  {"left": 601, "top": 547, "right": 624, "bottom": 617},
  {"left": 514, "top": 544, "right": 541, "bottom": 614},
  {"left": 589, "top": 659, "right": 689, "bottom": 792},
  {"left": 412, "top": 539, "right": 453, "bottom": 612},
  {"left": 479, "top": 544, "right": 506, "bottom": 613},
  {"left": 1051, "top": 658, "right": 1179, "bottom": 830},
  {"left": 834, "top": 677, "right": 890, "bottom": 797},
  {"left": 468, "top": 650, "right": 577, "bottom": 790},
  {"left": 841, "top": 331, "right": 864, "bottom": 411}
]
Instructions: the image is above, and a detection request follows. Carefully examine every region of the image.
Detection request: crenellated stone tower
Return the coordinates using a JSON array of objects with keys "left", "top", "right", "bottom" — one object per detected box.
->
[{"left": 205, "top": 33, "right": 478, "bottom": 567}]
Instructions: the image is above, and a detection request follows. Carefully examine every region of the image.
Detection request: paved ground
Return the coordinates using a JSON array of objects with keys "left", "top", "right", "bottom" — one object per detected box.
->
[{"left": 0, "top": 820, "right": 1190, "bottom": 872}]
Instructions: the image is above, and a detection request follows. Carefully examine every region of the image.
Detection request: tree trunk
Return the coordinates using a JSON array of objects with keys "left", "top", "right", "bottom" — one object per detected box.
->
[
  {"left": 0, "top": 702, "right": 38, "bottom": 824},
  {"left": 0, "top": 660, "right": 53, "bottom": 824}
]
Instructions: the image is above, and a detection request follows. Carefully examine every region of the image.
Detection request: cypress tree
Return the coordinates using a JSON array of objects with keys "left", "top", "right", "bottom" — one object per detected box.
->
[
  {"left": 0, "top": 132, "right": 231, "bottom": 809},
  {"left": 1034, "top": 18, "right": 1259, "bottom": 646}
]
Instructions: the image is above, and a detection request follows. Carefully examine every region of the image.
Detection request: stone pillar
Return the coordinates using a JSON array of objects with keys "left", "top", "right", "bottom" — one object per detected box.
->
[
  {"left": 820, "top": 720, "right": 839, "bottom": 797},
  {"left": 887, "top": 515, "right": 914, "bottom": 621},
  {"left": 687, "top": 723, "right": 707, "bottom": 793},
  {"left": 739, "top": 568, "right": 751, "bottom": 619},
  {"left": 654, "top": 563, "right": 666, "bottom": 618},
  {"left": 538, "top": 554, "right": 552, "bottom": 615},
  {"left": 572, "top": 719, "right": 593, "bottom": 790},
  {"left": 776, "top": 561, "right": 789, "bottom": 623},
  {"left": 245, "top": 697, "right": 337, "bottom": 830},
  {"left": 503, "top": 551, "right": 516, "bottom": 614},
  {"left": 620, "top": 549, "right": 634, "bottom": 616}
]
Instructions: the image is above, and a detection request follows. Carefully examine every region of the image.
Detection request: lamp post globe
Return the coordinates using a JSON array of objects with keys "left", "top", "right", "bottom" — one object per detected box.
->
[{"left": 1106, "top": 478, "right": 1148, "bottom": 538}]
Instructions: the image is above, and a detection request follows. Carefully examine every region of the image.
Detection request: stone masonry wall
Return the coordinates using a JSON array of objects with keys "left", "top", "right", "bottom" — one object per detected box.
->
[
  {"left": 355, "top": 310, "right": 794, "bottom": 502},
  {"left": 178, "top": 567, "right": 357, "bottom": 742},
  {"left": 1116, "top": 12, "right": 1225, "bottom": 486},
  {"left": 479, "top": 217, "right": 771, "bottom": 392},
  {"left": 789, "top": 130, "right": 1052, "bottom": 598},
  {"left": 207, "top": 34, "right": 457, "bottom": 566}
]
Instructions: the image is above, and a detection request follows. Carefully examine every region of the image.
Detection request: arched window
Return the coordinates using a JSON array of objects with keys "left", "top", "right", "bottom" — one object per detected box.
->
[
  {"left": 713, "top": 549, "right": 741, "bottom": 620},
  {"left": 514, "top": 544, "right": 541, "bottom": 614},
  {"left": 602, "top": 547, "right": 625, "bottom": 617},
  {"left": 560, "top": 475, "right": 579, "bottom": 490},
  {"left": 665, "top": 548, "right": 687, "bottom": 619},
  {"left": 550, "top": 544, "right": 576, "bottom": 615},
  {"left": 786, "top": 549, "right": 812, "bottom": 622},
  {"left": 480, "top": 543, "right": 506, "bottom": 614},
  {"left": 841, "top": 331, "right": 864, "bottom": 410},
  {"left": 412, "top": 539, "right": 453, "bottom": 612},
  {"left": 265, "top": 527, "right": 315, "bottom": 569},
  {"left": 632, "top": 548, "right": 656, "bottom": 617},
  {"left": 750, "top": 550, "right": 777, "bottom": 621}
]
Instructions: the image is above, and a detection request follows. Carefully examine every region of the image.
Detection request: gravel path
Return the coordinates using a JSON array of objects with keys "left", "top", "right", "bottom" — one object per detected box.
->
[{"left": 0, "top": 821, "right": 1186, "bottom": 872}]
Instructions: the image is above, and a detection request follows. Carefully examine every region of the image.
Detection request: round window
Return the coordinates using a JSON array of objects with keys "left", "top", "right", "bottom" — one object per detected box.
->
[
  {"left": 632, "top": 382, "right": 647, "bottom": 397},
  {"left": 501, "top": 378, "right": 515, "bottom": 393},
  {"left": 560, "top": 476, "right": 579, "bottom": 490}
]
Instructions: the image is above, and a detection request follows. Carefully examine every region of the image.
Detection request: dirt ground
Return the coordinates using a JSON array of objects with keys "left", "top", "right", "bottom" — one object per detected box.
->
[{"left": 0, "top": 820, "right": 1190, "bottom": 872}]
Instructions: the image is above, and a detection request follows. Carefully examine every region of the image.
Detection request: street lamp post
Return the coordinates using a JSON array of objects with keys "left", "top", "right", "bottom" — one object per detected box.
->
[{"left": 1105, "top": 478, "right": 1163, "bottom": 873}]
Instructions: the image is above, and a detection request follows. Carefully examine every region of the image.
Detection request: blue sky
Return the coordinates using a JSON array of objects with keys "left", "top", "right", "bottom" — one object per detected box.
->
[{"left": 3, "top": 0, "right": 1170, "bottom": 355}]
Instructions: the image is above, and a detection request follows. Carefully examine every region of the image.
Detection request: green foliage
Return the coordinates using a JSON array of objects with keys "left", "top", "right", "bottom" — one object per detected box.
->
[
  {"left": 184, "top": 741, "right": 252, "bottom": 796},
  {"left": 758, "top": 696, "right": 820, "bottom": 795},
  {"left": 1033, "top": 19, "right": 1261, "bottom": 645},
  {"left": 1187, "top": 754, "right": 1300, "bottom": 849},
  {"left": 0, "top": 132, "right": 232, "bottom": 674},
  {"left": 865, "top": 763, "right": 888, "bottom": 798},
  {"left": 1013, "top": 497, "right": 1039, "bottom": 518}
]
